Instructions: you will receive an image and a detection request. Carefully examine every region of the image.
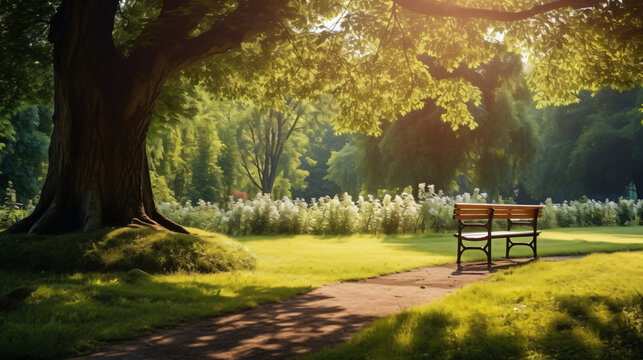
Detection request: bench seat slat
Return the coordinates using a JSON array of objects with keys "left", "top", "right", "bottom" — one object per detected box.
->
[
  {"left": 455, "top": 203, "right": 543, "bottom": 209},
  {"left": 453, "top": 230, "right": 540, "bottom": 240},
  {"left": 509, "top": 220, "right": 534, "bottom": 225},
  {"left": 455, "top": 209, "right": 538, "bottom": 215},
  {"left": 454, "top": 214, "right": 542, "bottom": 220},
  {"left": 454, "top": 208, "right": 539, "bottom": 213}
]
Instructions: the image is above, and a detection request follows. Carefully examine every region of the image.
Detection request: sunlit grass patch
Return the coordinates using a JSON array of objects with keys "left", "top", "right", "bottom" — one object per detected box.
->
[{"left": 302, "top": 251, "right": 643, "bottom": 360}]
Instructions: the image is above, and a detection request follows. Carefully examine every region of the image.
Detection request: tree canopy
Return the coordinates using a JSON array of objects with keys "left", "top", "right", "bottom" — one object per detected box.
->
[
  {"left": 3, "top": 0, "right": 640, "bottom": 130},
  {"left": 326, "top": 53, "right": 535, "bottom": 199}
]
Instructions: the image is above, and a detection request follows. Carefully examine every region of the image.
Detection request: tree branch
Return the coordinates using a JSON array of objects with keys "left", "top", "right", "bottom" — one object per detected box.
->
[
  {"left": 393, "top": 0, "right": 598, "bottom": 21},
  {"left": 239, "top": 157, "right": 262, "bottom": 191},
  {"left": 127, "top": 0, "right": 290, "bottom": 76},
  {"left": 169, "top": 0, "right": 291, "bottom": 71}
]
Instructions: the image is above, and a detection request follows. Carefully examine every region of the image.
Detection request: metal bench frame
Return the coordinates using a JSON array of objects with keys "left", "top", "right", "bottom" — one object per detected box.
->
[{"left": 454, "top": 204, "right": 542, "bottom": 269}]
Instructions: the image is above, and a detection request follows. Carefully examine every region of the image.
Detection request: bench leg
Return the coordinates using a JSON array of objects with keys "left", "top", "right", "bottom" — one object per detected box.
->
[
  {"left": 506, "top": 237, "right": 511, "bottom": 258},
  {"left": 486, "top": 238, "right": 492, "bottom": 268},
  {"left": 532, "top": 235, "right": 538, "bottom": 259},
  {"left": 457, "top": 237, "right": 462, "bottom": 266}
]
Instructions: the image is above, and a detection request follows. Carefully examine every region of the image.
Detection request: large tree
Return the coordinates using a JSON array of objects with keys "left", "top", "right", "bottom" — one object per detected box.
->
[{"left": 4, "top": 0, "right": 641, "bottom": 233}]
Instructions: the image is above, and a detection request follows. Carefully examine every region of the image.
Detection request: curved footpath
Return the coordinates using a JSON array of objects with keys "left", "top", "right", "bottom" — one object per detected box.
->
[{"left": 76, "top": 256, "right": 583, "bottom": 360}]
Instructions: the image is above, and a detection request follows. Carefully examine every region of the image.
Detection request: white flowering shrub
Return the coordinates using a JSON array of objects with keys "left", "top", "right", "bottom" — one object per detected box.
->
[
  {"left": 309, "top": 194, "right": 359, "bottom": 234},
  {"left": 539, "top": 198, "right": 559, "bottom": 229},
  {"left": 157, "top": 185, "right": 641, "bottom": 235},
  {"left": 356, "top": 195, "right": 381, "bottom": 233},
  {"left": 616, "top": 199, "right": 636, "bottom": 226}
]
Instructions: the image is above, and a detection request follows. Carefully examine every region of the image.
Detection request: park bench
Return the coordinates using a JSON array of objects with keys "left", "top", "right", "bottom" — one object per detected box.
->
[{"left": 453, "top": 203, "right": 543, "bottom": 268}]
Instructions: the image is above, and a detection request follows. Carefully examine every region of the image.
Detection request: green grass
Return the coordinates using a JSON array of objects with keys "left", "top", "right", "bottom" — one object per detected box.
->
[
  {"left": 0, "top": 226, "right": 641, "bottom": 358},
  {"left": 301, "top": 251, "right": 643, "bottom": 360}
]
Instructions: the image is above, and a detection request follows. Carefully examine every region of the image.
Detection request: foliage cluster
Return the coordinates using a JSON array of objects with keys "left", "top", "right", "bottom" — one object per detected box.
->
[
  {"left": 525, "top": 88, "right": 643, "bottom": 201},
  {"left": 328, "top": 54, "right": 536, "bottom": 200},
  {"left": 0, "top": 106, "right": 52, "bottom": 204},
  {"left": 540, "top": 197, "right": 643, "bottom": 228},
  {"left": 3, "top": 0, "right": 641, "bottom": 135},
  {"left": 158, "top": 184, "right": 643, "bottom": 235},
  {"left": 0, "top": 181, "right": 29, "bottom": 228},
  {"left": 0, "top": 228, "right": 255, "bottom": 273}
]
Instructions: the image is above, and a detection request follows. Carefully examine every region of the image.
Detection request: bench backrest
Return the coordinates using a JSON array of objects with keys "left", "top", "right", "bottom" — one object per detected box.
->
[{"left": 453, "top": 203, "right": 543, "bottom": 220}]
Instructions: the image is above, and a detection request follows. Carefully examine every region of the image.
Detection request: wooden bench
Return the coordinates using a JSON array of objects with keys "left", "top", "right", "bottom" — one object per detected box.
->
[{"left": 453, "top": 203, "right": 543, "bottom": 268}]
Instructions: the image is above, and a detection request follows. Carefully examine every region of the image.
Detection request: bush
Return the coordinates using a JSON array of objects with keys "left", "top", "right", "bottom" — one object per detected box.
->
[
  {"left": 155, "top": 186, "right": 641, "bottom": 235},
  {"left": 0, "top": 182, "right": 29, "bottom": 228},
  {"left": 616, "top": 199, "right": 636, "bottom": 226},
  {"left": 159, "top": 184, "right": 489, "bottom": 235},
  {"left": 540, "top": 198, "right": 558, "bottom": 229},
  {"left": 0, "top": 228, "right": 256, "bottom": 273},
  {"left": 554, "top": 202, "right": 576, "bottom": 227}
]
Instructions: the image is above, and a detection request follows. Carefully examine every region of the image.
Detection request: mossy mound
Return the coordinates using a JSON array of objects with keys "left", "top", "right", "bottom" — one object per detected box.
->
[{"left": 0, "top": 228, "right": 255, "bottom": 273}]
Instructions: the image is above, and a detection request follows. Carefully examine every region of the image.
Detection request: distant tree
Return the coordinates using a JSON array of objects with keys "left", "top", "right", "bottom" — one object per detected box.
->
[
  {"left": 525, "top": 88, "right": 643, "bottom": 201},
  {"left": 214, "top": 110, "right": 245, "bottom": 204},
  {"left": 0, "top": 1, "right": 54, "bottom": 119},
  {"left": 292, "top": 122, "right": 347, "bottom": 200},
  {"left": 326, "top": 143, "right": 366, "bottom": 197},
  {"left": 0, "top": 106, "right": 53, "bottom": 204},
  {"left": 148, "top": 88, "right": 228, "bottom": 203},
  {"left": 333, "top": 54, "right": 535, "bottom": 199},
  {"left": 236, "top": 99, "right": 314, "bottom": 195},
  {"left": 189, "top": 123, "right": 224, "bottom": 203}
]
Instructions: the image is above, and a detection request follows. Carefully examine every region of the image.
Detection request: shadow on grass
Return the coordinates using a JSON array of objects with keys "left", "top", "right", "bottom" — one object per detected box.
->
[
  {"left": 545, "top": 226, "right": 643, "bottom": 236},
  {"left": 78, "top": 287, "right": 377, "bottom": 360},
  {"left": 306, "top": 291, "right": 642, "bottom": 360},
  {"left": 0, "top": 271, "right": 315, "bottom": 359},
  {"left": 305, "top": 310, "right": 528, "bottom": 360},
  {"left": 540, "top": 293, "right": 643, "bottom": 360},
  {"left": 379, "top": 232, "right": 643, "bottom": 260}
]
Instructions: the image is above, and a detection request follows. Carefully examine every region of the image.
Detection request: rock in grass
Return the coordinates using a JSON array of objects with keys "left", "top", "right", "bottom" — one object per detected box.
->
[{"left": 125, "top": 268, "right": 152, "bottom": 283}]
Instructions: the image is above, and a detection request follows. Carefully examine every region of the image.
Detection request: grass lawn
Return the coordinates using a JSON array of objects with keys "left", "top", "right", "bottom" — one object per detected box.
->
[
  {"left": 1, "top": 226, "right": 642, "bottom": 358},
  {"left": 301, "top": 251, "right": 643, "bottom": 360}
]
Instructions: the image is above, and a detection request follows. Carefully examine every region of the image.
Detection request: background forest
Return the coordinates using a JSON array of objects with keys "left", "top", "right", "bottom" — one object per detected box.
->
[{"left": 2, "top": 54, "right": 641, "bottom": 212}]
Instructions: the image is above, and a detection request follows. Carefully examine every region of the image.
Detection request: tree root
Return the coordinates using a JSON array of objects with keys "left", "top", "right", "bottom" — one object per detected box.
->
[{"left": 6, "top": 202, "right": 189, "bottom": 235}]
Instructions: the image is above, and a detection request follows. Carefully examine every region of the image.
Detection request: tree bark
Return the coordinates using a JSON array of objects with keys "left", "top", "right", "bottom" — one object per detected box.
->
[{"left": 9, "top": 0, "right": 187, "bottom": 234}]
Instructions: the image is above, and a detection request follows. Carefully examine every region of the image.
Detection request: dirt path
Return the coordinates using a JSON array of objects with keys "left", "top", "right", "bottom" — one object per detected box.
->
[{"left": 76, "top": 257, "right": 573, "bottom": 360}]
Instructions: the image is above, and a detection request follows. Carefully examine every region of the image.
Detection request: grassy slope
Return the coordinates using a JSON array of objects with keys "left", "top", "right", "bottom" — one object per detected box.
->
[
  {"left": 0, "top": 226, "right": 642, "bottom": 358},
  {"left": 302, "top": 251, "right": 643, "bottom": 360}
]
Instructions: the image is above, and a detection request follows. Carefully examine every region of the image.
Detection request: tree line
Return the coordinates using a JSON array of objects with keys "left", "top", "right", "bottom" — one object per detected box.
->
[{"left": 2, "top": 70, "right": 641, "bottom": 206}]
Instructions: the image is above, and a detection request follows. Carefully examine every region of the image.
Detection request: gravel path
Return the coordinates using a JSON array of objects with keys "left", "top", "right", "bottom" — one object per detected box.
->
[{"left": 76, "top": 257, "right": 577, "bottom": 360}]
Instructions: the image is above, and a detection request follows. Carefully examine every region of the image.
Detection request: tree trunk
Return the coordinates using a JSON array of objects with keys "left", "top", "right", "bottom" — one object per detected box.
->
[{"left": 9, "top": 0, "right": 187, "bottom": 234}]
